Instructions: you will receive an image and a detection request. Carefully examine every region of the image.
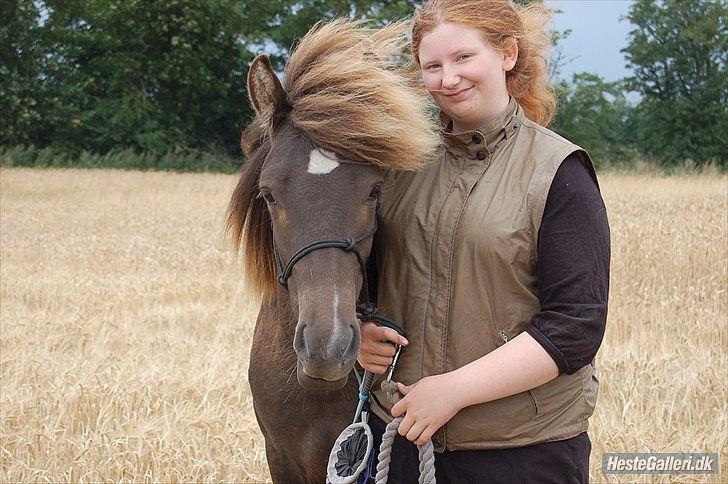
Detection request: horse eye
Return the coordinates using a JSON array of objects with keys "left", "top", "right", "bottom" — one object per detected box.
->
[
  {"left": 367, "top": 184, "right": 381, "bottom": 202},
  {"left": 260, "top": 190, "right": 276, "bottom": 206}
]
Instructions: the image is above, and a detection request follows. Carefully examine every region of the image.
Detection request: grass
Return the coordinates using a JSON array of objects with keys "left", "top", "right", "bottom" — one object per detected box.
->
[{"left": 1, "top": 167, "right": 726, "bottom": 483}]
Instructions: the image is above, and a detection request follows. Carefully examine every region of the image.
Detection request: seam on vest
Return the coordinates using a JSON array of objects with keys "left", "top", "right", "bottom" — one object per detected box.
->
[
  {"left": 422, "top": 157, "right": 463, "bottom": 379},
  {"left": 527, "top": 142, "right": 583, "bottom": 266}
]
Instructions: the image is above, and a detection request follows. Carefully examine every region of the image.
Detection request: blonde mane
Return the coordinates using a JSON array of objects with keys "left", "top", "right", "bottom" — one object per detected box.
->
[
  {"left": 228, "top": 19, "right": 439, "bottom": 297},
  {"left": 283, "top": 19, "right": 440, "bottom": 169}
]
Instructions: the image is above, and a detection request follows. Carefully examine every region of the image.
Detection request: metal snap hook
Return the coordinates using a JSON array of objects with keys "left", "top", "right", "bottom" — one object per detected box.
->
[{"left": 386, "top": 344, "right": 403, "bottom": 382}]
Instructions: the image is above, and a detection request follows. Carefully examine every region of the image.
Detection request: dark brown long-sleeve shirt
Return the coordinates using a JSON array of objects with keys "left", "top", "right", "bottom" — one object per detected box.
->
[{"left": 526, "top": 153, "right": 610, "bottom": 375}]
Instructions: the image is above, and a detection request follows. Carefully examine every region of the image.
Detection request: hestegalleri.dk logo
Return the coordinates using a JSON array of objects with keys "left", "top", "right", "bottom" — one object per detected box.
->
[{"left": 602, "top": 453, "right": 718, "bottom": 475}]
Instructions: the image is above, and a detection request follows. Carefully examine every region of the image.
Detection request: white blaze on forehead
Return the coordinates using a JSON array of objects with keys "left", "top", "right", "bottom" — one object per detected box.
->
[{"left": 307, "top": 148, "right": 339, "bottom": 174}]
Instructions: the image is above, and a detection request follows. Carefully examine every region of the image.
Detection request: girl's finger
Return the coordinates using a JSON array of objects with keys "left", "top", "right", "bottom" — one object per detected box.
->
[
  {"left": 361, "top": 354, "right": 394, "bottom": 367},
  {"left": 406, "top": 421, "right": 427, "bottom": 443},
  {"left": 356, "top": 358, "right": 388, "bottom": 374},
  {"left": 374, "top": 326, "right": 408, "bottom": 346},
  {"left": 360, "top": 340, "right": 396, "bottom": 357},
  {"left": 397, "top": 413, "right": 415, "bottom": 438},
  {"left": 415, "top": 426, "right": 434, "bottom": 446},
  {"left": 397, "top": 382, "right": 411, "bottom": 395}
]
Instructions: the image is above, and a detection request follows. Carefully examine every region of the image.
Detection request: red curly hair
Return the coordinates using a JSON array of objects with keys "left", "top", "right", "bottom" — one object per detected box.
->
[{"left": 412, "top": 0, "right": 556, "bottom": 126}]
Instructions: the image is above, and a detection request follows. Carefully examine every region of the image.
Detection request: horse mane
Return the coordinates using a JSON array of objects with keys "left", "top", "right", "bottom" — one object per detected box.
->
[
  {"left": 227, "top": 19, "right": 440, "bottom": 297},
  {"left": 227, "top": 120, "right": 277, "bottom": 297}
]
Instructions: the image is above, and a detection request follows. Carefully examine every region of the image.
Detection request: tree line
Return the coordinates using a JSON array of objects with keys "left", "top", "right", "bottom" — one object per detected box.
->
[{"left": 1, "top": 0, "right": 726, "bottom": 170}]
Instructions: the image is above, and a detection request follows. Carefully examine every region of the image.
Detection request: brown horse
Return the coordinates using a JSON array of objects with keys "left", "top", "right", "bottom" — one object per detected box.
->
[{"left": 227, "top": 20, "right": 438, "bottom": 483}]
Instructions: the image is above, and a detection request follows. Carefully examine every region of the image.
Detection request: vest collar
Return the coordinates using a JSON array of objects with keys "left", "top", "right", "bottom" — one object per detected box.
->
[{"left": 441, "top": 97, "right": 523, "bottom": 159}]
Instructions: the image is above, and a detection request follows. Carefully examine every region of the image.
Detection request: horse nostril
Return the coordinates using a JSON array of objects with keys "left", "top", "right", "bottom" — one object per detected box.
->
[
  {"left": 343, "top": 323, "right": 360, "bottom": 361},
  {"left": 293, "top": 323, "right": 308, "bottom": 356}
]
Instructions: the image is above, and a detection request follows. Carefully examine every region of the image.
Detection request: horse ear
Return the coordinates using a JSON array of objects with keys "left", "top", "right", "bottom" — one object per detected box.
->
[{"left": 247, "top": 54, "right": 287, "bottom": 129}]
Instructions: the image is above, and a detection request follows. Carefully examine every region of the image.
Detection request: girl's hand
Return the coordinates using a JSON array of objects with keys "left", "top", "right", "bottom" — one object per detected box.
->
[
  {"left": 357, "top": 322, "right": 408, "bottom": 374},
  {"left": 390, "top": 373, "right": 465, "bottom": 446}
]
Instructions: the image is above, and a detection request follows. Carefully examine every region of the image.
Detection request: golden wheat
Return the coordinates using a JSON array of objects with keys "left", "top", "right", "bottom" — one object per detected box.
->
[{"left": 1, "top": 167, "right": 726, "bottom": 483}]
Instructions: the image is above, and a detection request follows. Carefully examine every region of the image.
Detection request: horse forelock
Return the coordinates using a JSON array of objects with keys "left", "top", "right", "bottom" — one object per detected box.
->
[{"left": 282, "top": 19, "right": 440, "bottom": 170}]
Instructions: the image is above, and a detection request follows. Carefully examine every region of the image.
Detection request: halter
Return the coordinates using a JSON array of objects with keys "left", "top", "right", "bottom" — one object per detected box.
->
[
  {"left": 272, "top": 217, "right": 378, "bottom": 309},
  {"left": 271, "top": 215, "right": 405, "bottom": 337}
]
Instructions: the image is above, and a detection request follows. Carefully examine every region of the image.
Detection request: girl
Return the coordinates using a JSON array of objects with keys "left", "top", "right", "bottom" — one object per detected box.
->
[{"left": 357, "top": 0, "right": 610, "bottom": 482}]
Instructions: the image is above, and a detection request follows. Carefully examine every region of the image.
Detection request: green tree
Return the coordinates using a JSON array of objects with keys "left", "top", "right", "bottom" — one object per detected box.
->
[
  {"left": 36, "top": 0, "right": 254, "bottom": 155},
  {"left": 622, "top": 0, "right": 728, "bottom": 166},
  {"left": 0, "top": 0, "right": 45, "bottom": 146},
  {"left": 241, "top": 1, "right": 419, "bottom": 69},
  {"left": 1, "top": 0, "right": 422, "bottom": 160},
  {"left": 551, "top": 73, "right": 637, "bottom": 167}
]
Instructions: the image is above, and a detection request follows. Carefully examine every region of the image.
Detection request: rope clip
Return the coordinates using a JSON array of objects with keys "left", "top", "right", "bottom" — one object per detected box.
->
[{"left": 386, "top": 344, "right": 403, "bottom": 382}]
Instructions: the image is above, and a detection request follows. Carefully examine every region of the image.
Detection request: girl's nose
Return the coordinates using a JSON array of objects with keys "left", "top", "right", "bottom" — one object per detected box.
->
[{"left": 441, "top": 66, "right": 461, "bottom": 89}]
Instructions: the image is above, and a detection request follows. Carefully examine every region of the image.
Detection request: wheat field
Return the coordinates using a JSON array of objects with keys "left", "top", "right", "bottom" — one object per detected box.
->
[{"left": 1, "top": 167, "right": 726, "bottom": 483}]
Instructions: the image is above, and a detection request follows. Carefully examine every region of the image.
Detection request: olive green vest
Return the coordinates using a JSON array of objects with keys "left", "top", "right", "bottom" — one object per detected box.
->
[{"left": 370, "top": 98, "right": 600, "bottom": 451}]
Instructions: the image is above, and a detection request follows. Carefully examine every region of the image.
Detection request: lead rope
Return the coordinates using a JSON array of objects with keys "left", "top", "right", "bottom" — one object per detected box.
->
[
  {"left": 355, "top": 307, "right": 437, "bottom": 483},
  {"left": 374, "top": 380, "right": 436, "bottom": 484}
]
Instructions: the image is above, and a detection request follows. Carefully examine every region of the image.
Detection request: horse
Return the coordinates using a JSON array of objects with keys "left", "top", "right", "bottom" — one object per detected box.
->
[{"left": 226, "top": 20, "right": 438, "bottom": 483}]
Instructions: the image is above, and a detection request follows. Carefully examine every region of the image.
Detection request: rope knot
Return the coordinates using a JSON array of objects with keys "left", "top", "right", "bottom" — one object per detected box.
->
[
  {"left": 380, "top": 379, "right": 402, "bottom": 405},
  {"left": 344, "top": 238, "right": 357, "bottom": 251}
]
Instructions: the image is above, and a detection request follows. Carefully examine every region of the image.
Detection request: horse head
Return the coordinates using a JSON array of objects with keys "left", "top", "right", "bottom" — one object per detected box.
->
[{"left": 229, "top": 20, "right": 439, "bottom": 391}]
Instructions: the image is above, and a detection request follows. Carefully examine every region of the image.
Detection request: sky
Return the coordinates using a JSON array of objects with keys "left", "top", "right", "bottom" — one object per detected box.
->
[{"left": 548, "top": 0, "right": 635, "bottom": 82}]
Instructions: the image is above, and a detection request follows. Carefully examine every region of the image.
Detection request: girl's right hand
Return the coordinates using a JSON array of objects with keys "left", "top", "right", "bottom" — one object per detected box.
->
[{"left": 357, "top": 322, "right": 409, "bottom": 374}]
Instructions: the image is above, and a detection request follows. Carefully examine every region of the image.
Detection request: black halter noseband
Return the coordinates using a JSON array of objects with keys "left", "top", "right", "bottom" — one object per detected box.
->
[
  {"left": 271, "top": 217, "right": 404, "bottom": 335},
  {"left": 273, "top": 218, "right": 378, "bottom": 305}
]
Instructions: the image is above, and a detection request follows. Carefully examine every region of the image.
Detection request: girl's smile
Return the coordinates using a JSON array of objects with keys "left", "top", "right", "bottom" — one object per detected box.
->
[{"left": 444, "top": 86, "right": 474, "bottom": 101}]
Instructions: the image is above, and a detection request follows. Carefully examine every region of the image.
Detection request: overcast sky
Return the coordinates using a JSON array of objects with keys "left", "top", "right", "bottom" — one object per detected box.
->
[{"left": 548, "top": 0, "right": 634, "bottom": 82}]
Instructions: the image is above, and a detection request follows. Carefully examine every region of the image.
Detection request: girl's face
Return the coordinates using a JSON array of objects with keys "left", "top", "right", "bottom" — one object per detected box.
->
[{"left": 418, "top": 22, "right": 517, "bottom": 132}]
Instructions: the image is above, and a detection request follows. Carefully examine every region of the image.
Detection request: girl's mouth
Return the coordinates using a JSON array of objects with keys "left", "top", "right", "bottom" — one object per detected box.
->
[{"left": 445, "top": 86, "right": 473, "bottom": 101}]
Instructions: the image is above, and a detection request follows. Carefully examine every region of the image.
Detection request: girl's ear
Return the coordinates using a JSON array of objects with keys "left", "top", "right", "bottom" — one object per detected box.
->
[
  {"left": 247, "top": 54, "right": 288, "bottom": 129},
  {"left": 502, "top": 38, "right": 518, "bottom": 72}
]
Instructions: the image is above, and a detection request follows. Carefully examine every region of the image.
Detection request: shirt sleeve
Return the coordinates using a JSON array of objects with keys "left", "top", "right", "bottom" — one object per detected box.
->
[{"left": 525, "top": 153, "right": 611, "bottom": 375}]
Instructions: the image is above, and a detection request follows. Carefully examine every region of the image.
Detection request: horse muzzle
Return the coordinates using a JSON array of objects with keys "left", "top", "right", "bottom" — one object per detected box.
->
[{"left": 296, "top": 359, "right": 350, "bottom": 390}]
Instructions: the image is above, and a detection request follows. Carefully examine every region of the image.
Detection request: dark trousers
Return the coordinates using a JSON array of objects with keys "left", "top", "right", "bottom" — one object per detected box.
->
[{"left": 369, "top": 413, "right": 590, "bottom": 484}]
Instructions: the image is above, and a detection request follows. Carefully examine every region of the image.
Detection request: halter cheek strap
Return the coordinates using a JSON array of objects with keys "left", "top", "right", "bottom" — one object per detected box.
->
[{"left": 272, "top": 217, "right": 379, "bottom": 308}]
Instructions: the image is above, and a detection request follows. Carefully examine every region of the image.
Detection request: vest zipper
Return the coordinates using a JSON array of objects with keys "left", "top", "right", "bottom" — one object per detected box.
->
[
  {"left": 439, "top": 154, "right": 492, "bottom": 375},
  {"left": 527, "top": 390, "right": 540, "bottom": 416}
]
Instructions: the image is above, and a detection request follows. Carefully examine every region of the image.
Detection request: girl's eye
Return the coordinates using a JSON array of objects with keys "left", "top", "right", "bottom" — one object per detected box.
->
[
  {"left": 367, "top": 184, "right": 382, "bottom": 202},
  {"left": 425, "top": 64, "right": 440, "bottom": 71},
  {"left": 457, "top": 54, "right": 471, "bottom": 61}
]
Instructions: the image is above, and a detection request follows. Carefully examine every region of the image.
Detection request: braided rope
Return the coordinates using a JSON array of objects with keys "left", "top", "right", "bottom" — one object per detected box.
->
[{"left": 374, "top": 381, "right": 436, "bottom": 484}]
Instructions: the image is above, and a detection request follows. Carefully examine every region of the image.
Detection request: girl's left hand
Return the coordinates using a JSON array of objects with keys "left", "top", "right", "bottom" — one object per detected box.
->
[{"left": 390, "top": 373, "right": 465, "bottom": 446}]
